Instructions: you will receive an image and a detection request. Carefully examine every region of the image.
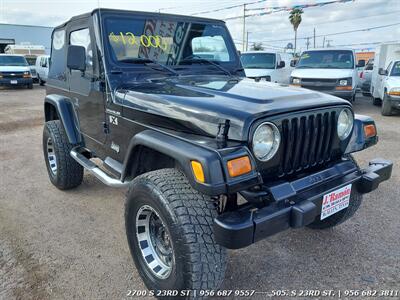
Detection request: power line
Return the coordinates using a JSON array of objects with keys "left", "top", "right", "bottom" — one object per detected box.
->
[
  {"left": 246, "top": 10, "right": 400, "bottom": 35},
  {"left": 191, "top": 0, "right": 269, "bottom": 16},
  {"left": 252, "top": 22, "right": 400, "bottom": 44},
  {"left": 225, "top": 0, "right": 353, "bottom": 21}
]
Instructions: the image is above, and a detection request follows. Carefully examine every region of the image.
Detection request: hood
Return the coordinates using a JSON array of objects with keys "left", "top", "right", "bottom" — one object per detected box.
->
[
  {"left": 386, "top": 76, "right": 400, "bottom": 88},
  {"left": 291, "top": 68, "right": 353, "bottom": 79},
  {"left": 120, "top": 76, "right": 349, "bottom": 141},
  {"left": 0, "top": 66, "right": 30, "bottom": 72},
  {"left": 244, "top": 68, "right": 275, "bottom": 78}
]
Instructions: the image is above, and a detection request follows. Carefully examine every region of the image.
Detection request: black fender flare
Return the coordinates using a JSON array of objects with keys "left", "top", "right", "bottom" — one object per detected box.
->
[
  {"left": 44, "top": 94, "right": 82, "bottom": 145},
  {"left": 345, "top": 114, "right": 378, "bottom": 154},
  {"left": 121, "top": 130, "right": 228, "bottom": 196}
]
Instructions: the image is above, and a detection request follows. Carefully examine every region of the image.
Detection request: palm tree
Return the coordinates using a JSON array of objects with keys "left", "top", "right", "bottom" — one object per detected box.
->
[{"left": 289, "top": 8, "right": 303, "bottom": 55}]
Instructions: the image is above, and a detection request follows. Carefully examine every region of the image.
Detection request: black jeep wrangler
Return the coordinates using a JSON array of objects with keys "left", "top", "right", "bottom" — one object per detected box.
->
[{"left": 43, "top": 9, "right": 392, "bottom": 294}]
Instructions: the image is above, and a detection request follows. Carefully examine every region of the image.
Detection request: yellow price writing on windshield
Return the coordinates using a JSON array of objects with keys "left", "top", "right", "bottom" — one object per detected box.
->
[{"left": 109, "top": 32, "right": 168, "bottom": 51}]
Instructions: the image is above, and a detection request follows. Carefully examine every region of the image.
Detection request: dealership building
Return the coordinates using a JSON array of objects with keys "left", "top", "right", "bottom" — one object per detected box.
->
[{"left": 0, "top": 23, "right": 53, "bottom": 54}]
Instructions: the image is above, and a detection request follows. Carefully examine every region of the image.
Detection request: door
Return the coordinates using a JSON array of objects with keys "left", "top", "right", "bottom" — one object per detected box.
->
[
  {"left": 377, "top": 61, "right": 392, "bottom": 99},
  {"left": 67, "top": 22, "right": 106, "bottom": 144}
]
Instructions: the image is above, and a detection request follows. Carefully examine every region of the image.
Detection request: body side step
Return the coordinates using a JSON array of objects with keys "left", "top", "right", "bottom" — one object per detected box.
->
[{"left": 70, "top": 147, "right": 130, "bottom": 188}]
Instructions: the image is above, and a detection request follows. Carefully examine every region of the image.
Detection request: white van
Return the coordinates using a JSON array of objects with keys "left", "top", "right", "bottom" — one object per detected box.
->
[
  {"left": 35, "top": 55, "right": 50, "bottom": 85},
  {"left": 0, "top": 54, "right": 33, "bottom": 89},
  {"left": 240, "top": 51, "right": 293, "bottom": 84},
  {"left": 290, "top": 48, "right": 363, "bottom": 102},
  {"left": 4, "top": 44, "right": 46, "bottom": 84}
]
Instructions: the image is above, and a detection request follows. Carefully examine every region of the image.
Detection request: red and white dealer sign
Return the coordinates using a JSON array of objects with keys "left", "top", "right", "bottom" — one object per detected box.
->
[{"left": 320, "top": 184, "right": 352, "bottom": 220}]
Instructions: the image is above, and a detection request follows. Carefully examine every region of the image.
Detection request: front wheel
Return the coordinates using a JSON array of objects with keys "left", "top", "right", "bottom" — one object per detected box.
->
[
  {"left": 43, "top": 120, "right": 83, "bottom": 189},
  {"left": 381, "top": 93, "right": 393, "bottom": 116},
  {"left": 125, "top": 169, "right": 227, "bottom": 294}
]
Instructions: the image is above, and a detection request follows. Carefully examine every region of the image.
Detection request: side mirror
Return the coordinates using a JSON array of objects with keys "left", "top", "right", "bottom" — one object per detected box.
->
[
  {"left": 67, "top": 45, "right": 86, "bottom": 72},
  {"left": 277, "top": 61, "right": 285, "bottom": 69},
  {"left": 378, "top": 68, "right": 388, "bottom": 76},
  {"left": 290, "top": 59, "right": 297, "bottom": 67},
  {"left": 356, "top": 60, "right": 365, "bottom": 68}
]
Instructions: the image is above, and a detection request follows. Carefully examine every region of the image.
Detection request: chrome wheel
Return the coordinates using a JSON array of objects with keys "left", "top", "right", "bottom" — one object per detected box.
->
[
  {"left": 136, "top": 205, "right": 174, "bottom": 279},
  {"left": 46, "top": 137, "right": 57, "bottom": 175}
]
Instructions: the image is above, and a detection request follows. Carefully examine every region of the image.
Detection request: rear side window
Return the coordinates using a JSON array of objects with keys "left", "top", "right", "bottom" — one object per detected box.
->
[
  {"left": 48, "top": 28, "right": 67, "bottom": 87},
  {"left": 70, "top": 28, "right": 93, "bottom": 73}
]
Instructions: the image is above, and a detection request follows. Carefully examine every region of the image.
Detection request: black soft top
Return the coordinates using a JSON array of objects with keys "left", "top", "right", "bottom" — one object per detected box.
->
[{"left": 53, "top": 8, "right": 225, "bottom": 31}]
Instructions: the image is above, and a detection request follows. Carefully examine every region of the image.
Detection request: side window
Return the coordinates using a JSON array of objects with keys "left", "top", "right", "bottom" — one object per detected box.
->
[
  {"left": 48, "top": 28, "right": 67, "bottom": 87},
  {"left": 191, "top": 36, "right": 230, "bottom": 62},
  {"left": 70, "top": 28, "right": 93, "bottom": 73}
]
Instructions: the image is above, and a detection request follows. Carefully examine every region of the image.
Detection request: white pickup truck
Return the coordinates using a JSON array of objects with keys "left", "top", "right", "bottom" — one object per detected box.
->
[{"left": 370, "top": 43, "right": 400, "bottom": 115}]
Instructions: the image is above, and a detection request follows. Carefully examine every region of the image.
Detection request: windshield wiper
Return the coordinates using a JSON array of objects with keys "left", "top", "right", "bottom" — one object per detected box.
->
[
  {"left": 119, "top": 58, "right": 180, "bottom": 76},
  {"left": 180, "top": 55, "right": 232, "bottom": 76}
]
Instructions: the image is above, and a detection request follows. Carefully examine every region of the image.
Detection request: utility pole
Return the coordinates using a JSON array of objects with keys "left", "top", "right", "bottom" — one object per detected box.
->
[
  {"left": 246, "top": 31, "right": 250, "bottom": 51},
  {"left": 306, "top": 37, "right": 310, "bottom": 50},
  {"left": 313, "top": 28, "right": 316, "bottom": 48},
  {"left": 322, "top": 36, "right": 325, "bottom": 48},
  {"left": 242, "top": 4, "right": 246, "bottom": 52}
]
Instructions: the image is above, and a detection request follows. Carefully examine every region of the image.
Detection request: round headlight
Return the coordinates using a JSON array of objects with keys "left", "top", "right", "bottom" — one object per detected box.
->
[
  {"left": 292, "top": 78, "right": 301, "bottom": 85},
  {"left": 252, "top": 122, "right": 281, "bottom": 161},
  {"left": 337, "top": 108, "right": 354, "bottom": 140}
]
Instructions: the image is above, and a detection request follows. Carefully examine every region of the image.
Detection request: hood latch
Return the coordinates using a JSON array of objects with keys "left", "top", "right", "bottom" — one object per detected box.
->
[{"left": 216, "top": 119, "right": 230, "bottom": 148}]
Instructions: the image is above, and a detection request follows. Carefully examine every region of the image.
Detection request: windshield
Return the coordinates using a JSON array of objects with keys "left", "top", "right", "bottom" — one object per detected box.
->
[
  {"left": 240, "top": 53, "right": 276, "bottom": 69},
  {"left": 390, "top": 61, "right": 400, "bottom": 76},
  {"left": 25, "top": 57, "right": 36, "bottom": 66},
  {"left": 0, "top": 55, "right": 28, "bottom": 66},
  {"left": 297, "top": 50, "right": 354, "bottom": 69},
  {"left": 104, "top": 16, "right": 236, "bottom": 69}
]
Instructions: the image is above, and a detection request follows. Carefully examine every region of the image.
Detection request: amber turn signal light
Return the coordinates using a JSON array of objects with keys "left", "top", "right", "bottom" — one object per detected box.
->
[
  {"left": 191, "top": 161, "right": 205, "bottom": 183},
  {"left": 335, "top": 86, "right": 352, "bottom": 91},
  {"left": 227, "top": 156, "right": 252, "bottom": 178},
  {"left": 364, "top": 124, "right": 376, "bottom": 138}
]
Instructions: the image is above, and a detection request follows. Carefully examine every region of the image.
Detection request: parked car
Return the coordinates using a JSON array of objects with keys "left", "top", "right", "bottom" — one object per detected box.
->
[
  {"left": 240, "top": 51, "right": 293, "bottom": 84},
  {"left": 35, "top": 55, "right": 50, "bottom": 85},
  {"left": 0, "top": 54, "right": 33, "bottom": 89},
  {"left": 43, "top": 9, "right": 392, "bottom": 293},
  {"left": 290, "top": 48, "right": 365, "bottom": 102},
  {"left": 360, "top": 58, "right": 374, "bottom": 96},
  {"left": 370, "top": 43, "right": 400, "bottom": 114}
]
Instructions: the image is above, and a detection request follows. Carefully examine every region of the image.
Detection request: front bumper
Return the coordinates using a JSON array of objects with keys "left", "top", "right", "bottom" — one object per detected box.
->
[
  {"left": 0, "top": 78, "right": 33, "bottom": 86},
  {"left": 323, "top": 89, "right": 354, "bottom": 100},
  {"left": 387, "top": 95, "right": 400, "bottom": 109},
  {"left": 214, "top": 158, "right": 392, "bottom": 249}
]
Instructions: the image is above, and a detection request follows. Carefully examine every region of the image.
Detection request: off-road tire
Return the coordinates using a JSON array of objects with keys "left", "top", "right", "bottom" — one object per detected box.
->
[
  {"left": 43, "top": 120, "right": 83, "bottom": 190},
  {"left": 381, "top": 93, "right": 393, "bottom": 116},
  {"left": 372, "top": 97, "right": 381, "bottom": 106},
  {"left": 125, "top": 168, "right": 227, "bottom": 296},
  {"left": 307, "top": 155, "right": 363, "bottom": 229}
]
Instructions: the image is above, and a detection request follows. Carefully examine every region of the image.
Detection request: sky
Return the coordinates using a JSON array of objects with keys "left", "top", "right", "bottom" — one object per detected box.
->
[{"left": 0, "top": 0, "right": 399, "bottom": 52}]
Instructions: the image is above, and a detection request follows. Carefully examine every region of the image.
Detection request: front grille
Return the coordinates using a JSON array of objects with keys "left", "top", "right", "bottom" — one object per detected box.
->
[
  {"left": 1, "top": 72, "right": 24, "bottom": 79},
  {"left": 301, "top": 78, "right": 337, "bottom": 91},
  {"left": 279, "top": 110, "right": 337, "bottom": 176}
]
